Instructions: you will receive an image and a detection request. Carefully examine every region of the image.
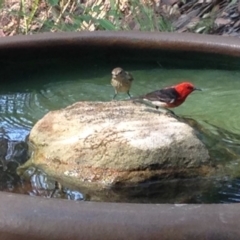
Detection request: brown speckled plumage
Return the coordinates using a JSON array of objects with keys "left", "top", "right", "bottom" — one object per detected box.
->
[{"left": 111, "top": 67, "right": 134, "bottom": 99}]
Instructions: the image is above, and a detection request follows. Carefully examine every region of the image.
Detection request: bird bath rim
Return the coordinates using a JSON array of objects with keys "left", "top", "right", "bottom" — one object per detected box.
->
[{"left": 1, "top": 31, "right": 240, "bottom": 239}]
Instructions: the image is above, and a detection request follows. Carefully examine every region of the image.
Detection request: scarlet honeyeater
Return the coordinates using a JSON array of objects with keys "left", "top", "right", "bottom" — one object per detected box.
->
[
  {"left": 111, "top": 67, "right": 134, "bottom": 99},
  {"left": 135, "top": 82, "right": 201, "bottom": 109}
]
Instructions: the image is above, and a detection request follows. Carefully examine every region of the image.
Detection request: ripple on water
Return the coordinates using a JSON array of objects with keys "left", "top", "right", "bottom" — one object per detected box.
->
[
  {"left": 218, "top": 179, "right": 240, "bottom": 203},
  {"left": 2, "top": 65, "right": 240, "bottom": 203},
  {"left": 173, "top": 70, "right": 240, "bottom": 135},
  {"left": 0, "top": 94, "right": 33, "bottom": 140}
]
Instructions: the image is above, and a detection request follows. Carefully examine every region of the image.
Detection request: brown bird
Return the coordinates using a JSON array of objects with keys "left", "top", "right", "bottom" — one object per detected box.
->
[{"left": 111, "top": 67, "right": 134, "bottom": 99}]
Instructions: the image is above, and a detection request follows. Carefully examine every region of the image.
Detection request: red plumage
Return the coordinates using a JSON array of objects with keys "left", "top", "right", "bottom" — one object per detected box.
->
[{"left": 136, "top": 82, "right": 201, "bottom": 109}]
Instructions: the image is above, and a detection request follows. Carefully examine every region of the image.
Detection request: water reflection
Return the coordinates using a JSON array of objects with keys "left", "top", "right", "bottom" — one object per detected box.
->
[
  {"left": 1, "top": 62, "right": 240, "bottom": 202},
  {"left": 0, "top": 94, "right": 33, "bottom": 140},
  {"left": 219, "top": 179, "right": 240, "bottom": 203},
  {"left": 0, "top": 136, "right": 29, "bottom": 194},
  {"left": 26, "top": 168, "right": 84, "bottom": 201}
]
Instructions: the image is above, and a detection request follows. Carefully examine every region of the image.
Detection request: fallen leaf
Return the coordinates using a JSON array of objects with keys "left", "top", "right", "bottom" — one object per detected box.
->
[
  {"left": 233, "top": 20, "right": 240, "bottom": 28},
  {"left": 161, "top": 0, "right": 179, "bottom": 6},
  {"left": 215, "top": 18, "right": 231, "bottom": 26}
]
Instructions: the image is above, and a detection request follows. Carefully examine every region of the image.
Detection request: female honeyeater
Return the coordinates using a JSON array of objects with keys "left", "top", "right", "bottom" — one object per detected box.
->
[
  {"left": 134, "top": 82, "right": 201, "bottom": 109},
  {"left": 111, "top": 67, "right": 134, "bottom": 99}
]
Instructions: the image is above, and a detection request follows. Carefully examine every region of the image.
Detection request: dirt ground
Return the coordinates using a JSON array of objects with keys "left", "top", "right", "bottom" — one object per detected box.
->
[{"left": 0, "top": 0, "right": 240, "bottom": 37}]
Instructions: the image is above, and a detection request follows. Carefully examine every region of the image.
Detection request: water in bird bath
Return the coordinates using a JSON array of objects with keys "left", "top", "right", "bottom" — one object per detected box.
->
[{"left": 1, "top": 60, "right": 240, "bottom": 203}]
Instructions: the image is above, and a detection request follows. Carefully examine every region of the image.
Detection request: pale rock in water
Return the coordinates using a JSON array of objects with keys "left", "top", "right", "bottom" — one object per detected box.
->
[{"left": 18, "top": 101, "right": 213, "bottom": 196}]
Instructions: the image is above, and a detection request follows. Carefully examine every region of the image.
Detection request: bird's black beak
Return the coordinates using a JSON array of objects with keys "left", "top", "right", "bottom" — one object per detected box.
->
[{"left": 194, "top": 87, "right": 202, "bottom": 91}]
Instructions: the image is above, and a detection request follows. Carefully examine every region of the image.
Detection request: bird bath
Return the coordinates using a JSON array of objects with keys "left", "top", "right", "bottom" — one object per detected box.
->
[{"left": 1, "top": 31, "right": 240, "bottom": 238}]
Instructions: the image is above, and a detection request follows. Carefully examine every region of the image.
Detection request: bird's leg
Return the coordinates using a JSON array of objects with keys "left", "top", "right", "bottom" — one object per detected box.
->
[
  {"left": 168, "top": 109, "right": 175, "bottom": 115},
  {"left": 112, "top": 90, "right": 118, "bottom": 100},
  {"left": 156, "top": 107, "right": 168, "bottom": 114},
  {"left": 166, "top": 109, "right": 177, "bottom": 117},
  {"left": 164, "top": 108, "right": 177, "bottom": 117},
  {"left": 127, "top": 91, "right": 132, "bottom": 99}
]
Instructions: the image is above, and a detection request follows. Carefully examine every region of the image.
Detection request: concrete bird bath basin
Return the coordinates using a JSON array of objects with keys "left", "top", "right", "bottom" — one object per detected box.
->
[{"left": 1, "top": 31, "right": 240, "bottom": 239}]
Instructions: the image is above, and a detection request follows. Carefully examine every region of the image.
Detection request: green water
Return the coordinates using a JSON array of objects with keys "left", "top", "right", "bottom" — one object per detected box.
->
[
  {"left": 2, "top": 63, "right": 240, "bottom": 140},
  {"left": 2, "top": 61, "right": 240, "bottom": 203}
]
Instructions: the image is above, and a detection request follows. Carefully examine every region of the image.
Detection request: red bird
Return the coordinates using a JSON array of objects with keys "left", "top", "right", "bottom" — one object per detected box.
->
[{"left": 135, "top": 82, "right": 201, "bottom": 110}]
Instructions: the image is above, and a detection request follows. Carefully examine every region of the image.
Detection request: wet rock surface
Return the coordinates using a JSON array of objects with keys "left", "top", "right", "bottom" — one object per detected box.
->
[{"left": 17, "top": 101, "right": 213, "bottom": 199}]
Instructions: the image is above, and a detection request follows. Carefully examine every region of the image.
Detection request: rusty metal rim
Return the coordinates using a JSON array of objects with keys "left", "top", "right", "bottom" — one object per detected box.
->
[
  {"left": 0, "top": 192, "right": 239, "bottom": 240},
  {"left": 0, "top": 31, "right": 240, "bottom": 56}
]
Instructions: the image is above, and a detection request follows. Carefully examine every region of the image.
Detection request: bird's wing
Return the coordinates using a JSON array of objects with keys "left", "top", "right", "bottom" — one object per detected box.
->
[
  {"left": 143, "top": 87, "right": 180, "bottom": 103},
  {"left": 126, "top": 72, "right": 134, "bottom": 81}
]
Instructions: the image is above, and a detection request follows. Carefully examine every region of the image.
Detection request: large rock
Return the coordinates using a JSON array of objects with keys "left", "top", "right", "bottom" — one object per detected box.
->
[{"left": 17, "top": 101, "right": 213, "bottom": 197}]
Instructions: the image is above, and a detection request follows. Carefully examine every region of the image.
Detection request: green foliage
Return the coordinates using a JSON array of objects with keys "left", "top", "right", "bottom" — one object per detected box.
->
[
  {"left": 193, "top": 18, "right": 215, "bottom": 34},
  {"left": 19, "top": 0, "right": 40, "bottom": 34},
  {"left": 96, "top": 19, "right": 116, "bottom": 30},
  {"left": 3, "top": 0, "right": 174, "bottom": 34},
  {"left": 47, "top": 0, "right": 59, "bottom": 7},
  {"left": 0, "top": 0, "right": 4, "bottom": 8}
]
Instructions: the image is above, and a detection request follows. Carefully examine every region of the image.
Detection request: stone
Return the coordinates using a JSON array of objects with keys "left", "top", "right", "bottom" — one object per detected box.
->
[{"left": 17, "top": 101, "right": 212, "bottom": 197}]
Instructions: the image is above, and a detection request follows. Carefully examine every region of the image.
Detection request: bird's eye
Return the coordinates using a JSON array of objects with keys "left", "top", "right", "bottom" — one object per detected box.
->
[
  {"left": 187, "top": 86, "right": 193, "bottom": 90},
  {"left": 117, "top": 71, "right": 124, "bottom": 76}
]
